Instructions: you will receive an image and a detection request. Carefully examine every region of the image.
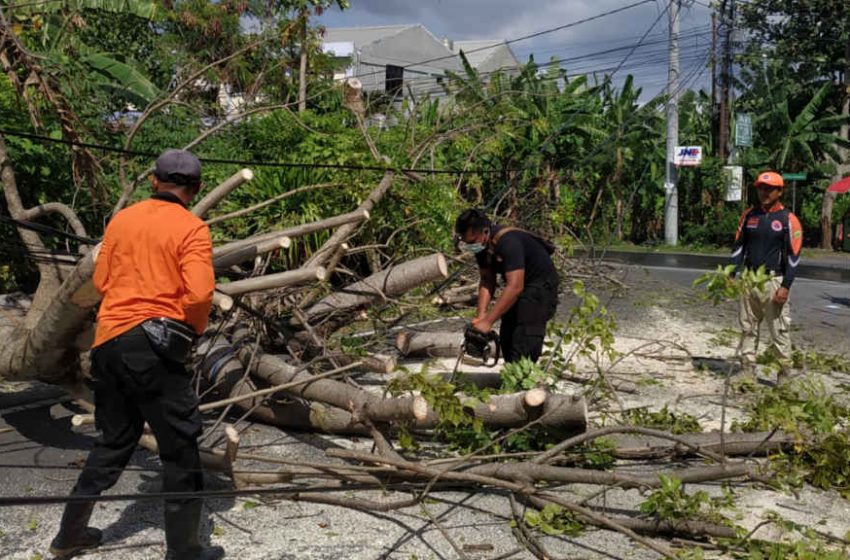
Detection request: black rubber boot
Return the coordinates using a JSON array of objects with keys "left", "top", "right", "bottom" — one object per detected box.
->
[
  {"left": 164, "top": 500, "right": 224, "bottom": 560},
  {"left": 49, "top": 501, "right": 103, "bottom": 558}
]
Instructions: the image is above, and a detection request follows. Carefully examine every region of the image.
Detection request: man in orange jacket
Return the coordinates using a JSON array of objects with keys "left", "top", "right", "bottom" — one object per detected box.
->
[
  {"left": 731, "top": 171, "right": 803, "bottom": 383},
  {"left": 50, "top": 150, "right": 222, "bottom": 559}
]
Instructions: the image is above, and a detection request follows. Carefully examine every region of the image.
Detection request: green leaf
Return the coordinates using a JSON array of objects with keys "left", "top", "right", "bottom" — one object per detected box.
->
[{"left": 81, "top": 53, "right": 160, "bottom": 103}]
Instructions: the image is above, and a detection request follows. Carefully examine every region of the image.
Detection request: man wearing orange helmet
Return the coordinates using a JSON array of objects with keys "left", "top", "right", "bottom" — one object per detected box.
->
[{"left": 731, "top": 171, "right": 803, "bottom": 382}]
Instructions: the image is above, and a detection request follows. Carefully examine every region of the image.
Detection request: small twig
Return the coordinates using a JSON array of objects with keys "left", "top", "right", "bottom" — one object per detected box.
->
[{"left": 421, "top": 503, "right": 472, "bottom": 560}]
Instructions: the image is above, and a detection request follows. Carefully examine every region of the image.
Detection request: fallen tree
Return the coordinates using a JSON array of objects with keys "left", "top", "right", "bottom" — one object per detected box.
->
[
  {"left": 1, "top": 65, "right": 817, "bottom": 560},
  {"left": 303, "top": 253, "right": 449, "bottom": 322}
]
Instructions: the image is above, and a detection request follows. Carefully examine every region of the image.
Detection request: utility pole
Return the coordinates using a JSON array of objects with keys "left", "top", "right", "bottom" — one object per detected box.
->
[
  {"left": 718, "top": 0, "right": 733, "bottom": 161},
  {"left": 711, "top": 11, "right": 718, "bottom": 157},
  {"left": 664, "top": 0, "right": 680, "bottom": 246}
]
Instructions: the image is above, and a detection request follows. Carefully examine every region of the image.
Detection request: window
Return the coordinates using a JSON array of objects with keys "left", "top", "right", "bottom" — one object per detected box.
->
[{"left": 385, "top": 65, "right": 403, "bottom": 96}]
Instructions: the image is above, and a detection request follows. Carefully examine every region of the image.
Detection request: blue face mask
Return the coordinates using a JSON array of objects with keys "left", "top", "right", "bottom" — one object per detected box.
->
[{"left": 461, "top": 242, "right": 486, "bottom": 254}]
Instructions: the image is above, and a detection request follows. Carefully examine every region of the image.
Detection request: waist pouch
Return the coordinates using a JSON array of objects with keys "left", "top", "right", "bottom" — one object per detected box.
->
[{"left": 140, "top": 317, "right": 197, "bottom": 363}]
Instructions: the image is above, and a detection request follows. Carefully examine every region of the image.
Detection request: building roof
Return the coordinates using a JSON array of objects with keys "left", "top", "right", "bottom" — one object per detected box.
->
[
  {"left": 451, "top": 40, "right": 521, "bottom": 74},
  {"left": 451, "top": 40, "right": 503, "bottom": 68},
  {"left": 323, "top": 25, "right": 416, "bottom": 49}
]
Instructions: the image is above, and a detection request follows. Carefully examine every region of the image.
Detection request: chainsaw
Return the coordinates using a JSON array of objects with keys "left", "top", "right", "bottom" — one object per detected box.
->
[
  {"left": 462, "top": 324, "right": 501, "bottom": 367},
  {"left": 448, "top": 324, "right": 501, "bottom": 383}
]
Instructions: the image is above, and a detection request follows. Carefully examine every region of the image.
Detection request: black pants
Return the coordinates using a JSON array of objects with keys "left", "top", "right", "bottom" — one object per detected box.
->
[
  {"left": 72, "top": 327, "right": 203, "bottom": 504},
  {"left": 500, "top": 283, "right": 558, "bottom": 363}
]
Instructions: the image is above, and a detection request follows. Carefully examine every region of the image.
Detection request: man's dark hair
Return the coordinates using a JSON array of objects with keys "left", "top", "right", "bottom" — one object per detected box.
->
[{"left": 455, "top": 208, "right": 490, "bottom": 236}]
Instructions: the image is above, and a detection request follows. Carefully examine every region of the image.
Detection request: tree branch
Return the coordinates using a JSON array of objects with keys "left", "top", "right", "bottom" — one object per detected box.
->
[{"left": 21, "top": 202, "right": 88, "bottom": 240}]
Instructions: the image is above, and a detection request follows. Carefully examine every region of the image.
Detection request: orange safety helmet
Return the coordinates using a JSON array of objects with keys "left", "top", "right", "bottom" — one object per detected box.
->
[{"left": 754, "top": 171, "right": 784, "bottom": 188}]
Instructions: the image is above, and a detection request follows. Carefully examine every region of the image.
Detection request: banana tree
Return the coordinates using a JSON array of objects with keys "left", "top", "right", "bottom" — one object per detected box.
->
[
  {"left": 592, "top": 75, "right": 663, "bottom": 240},
  {"left": 443, "top": 55, "right": 604, "bottom": 232}
]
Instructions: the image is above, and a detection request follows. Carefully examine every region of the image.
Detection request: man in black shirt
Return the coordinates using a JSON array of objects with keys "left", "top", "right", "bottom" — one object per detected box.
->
[{"left": 455, "top": 209, "right": 559, "bottom": 363}]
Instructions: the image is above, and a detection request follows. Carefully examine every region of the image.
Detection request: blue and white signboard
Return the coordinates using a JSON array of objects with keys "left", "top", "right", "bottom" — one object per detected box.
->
[{"left": 674, "top": 146, "right": 703, "bottom": 167}]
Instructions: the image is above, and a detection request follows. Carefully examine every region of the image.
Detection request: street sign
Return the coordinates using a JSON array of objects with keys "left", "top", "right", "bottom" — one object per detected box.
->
[
  {"left": 735, "top": 113, "right": 752, "bottom": 147},
  {"left": 674, "top": 146, "right": 702, "bottom": 166},
  {"left": 723, "top": 165, "right": 743, "bottom": 201},
  {"left": 782, "top": 172, "right": 807, "bottom": 181}
]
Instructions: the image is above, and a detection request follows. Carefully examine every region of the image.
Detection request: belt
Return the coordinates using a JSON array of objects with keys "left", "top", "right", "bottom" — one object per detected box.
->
[{"left": 95, "top": 324, "right": 147, "bottom": 349}]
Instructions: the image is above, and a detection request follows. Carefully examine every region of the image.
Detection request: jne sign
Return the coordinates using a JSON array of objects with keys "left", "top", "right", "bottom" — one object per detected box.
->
[{"left": 674, "top": 146, "right": 702, "bottom": 167}]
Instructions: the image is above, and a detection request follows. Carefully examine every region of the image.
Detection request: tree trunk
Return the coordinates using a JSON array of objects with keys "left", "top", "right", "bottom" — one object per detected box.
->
[
  {"left": 614, "top": 146, "right": 625, "bottom": 240},
  {"left": 304, "top": 253, "right": 448, "bottom": 321},
  {"left": 245, "top": 348, "right": 428, "bottom": 424},
  {"left": 197, "top": 338, "right": 369, "bottom": 434},
  {"left": 245, "top": 348, "right": 586, "bottom": 432},
  {"left": 298, "top": 12, "right": 307, "bottom": 114},
  {"left": 821, "top": 191, "right": 837, "bottom": 249},
  {"left": 0, "top": 134, "right": 63, "bottom": 324},
  {"left": 459, "top": 390, "right": 586, "bottom": 432},
  {"left": 395, "top": 330, "right": 463, "bottom": 358}
]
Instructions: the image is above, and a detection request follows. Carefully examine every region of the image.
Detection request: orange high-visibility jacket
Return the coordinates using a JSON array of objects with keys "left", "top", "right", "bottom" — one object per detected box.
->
[{"left": 92, "top": 193, "right": 214, "bottom": 348}]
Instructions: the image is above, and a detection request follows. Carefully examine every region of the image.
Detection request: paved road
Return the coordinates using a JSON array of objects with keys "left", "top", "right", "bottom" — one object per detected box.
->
[
  {"left": 612, "top": 264, "right": 850, "bottom": 354},
  {"left": 0, "top": 263, "right": 847, "bottom": 558}
]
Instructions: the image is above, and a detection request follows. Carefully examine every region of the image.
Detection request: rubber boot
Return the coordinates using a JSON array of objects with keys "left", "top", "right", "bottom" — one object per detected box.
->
[
  {"left": 49, "top": 501, "right": 103, "bottom": 558},
  {"left": 164, "top": 500, "right": 224, "bottom": 560}
]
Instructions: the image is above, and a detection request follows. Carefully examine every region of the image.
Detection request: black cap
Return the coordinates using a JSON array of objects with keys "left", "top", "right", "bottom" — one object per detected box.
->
[{"left": 154, "top": 149, "right": 202, "bottom": 186}]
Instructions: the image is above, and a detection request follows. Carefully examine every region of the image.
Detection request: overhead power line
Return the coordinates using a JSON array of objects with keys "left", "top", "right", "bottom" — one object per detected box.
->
[{"left": 0, "top": 128, "right": 511, "bottom": 175}]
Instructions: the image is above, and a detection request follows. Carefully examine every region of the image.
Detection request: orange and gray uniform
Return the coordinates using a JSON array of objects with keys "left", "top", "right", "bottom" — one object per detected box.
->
[
  {"left": 731, "top": 203, "right": 803, "bottom": 367},
  {"left": 93, "top": 192, "right": 214, "bottom": 347}
]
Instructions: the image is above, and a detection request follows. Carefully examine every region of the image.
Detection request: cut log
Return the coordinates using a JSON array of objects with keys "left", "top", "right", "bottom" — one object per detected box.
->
[
  {"left": 212, "top": 291, "right": 233, "bottom": 311},
  {"left": 247, "top": 349, "right": 585, "bottom": 432},
  {"left": 335, "top": 353, "right": 397, "bottom": 374},
  {"left": 197, "top": 340, "right": 369, "bottom": 435},
  {"left": 431, "top": 292, "right": 476, "bottom": 306},
  {"left": 200, "top": 362, "right": 361, "bottom": 412},
  {"left": 246, "top": 349, "right": 426, "bottom": 425},
  {"left": 304, "top": 253, "right": 449, "bottom": 321},
  {"left": 213, "top": 210, "right": 368, "bottom": 257},
  {"left": 216, "top": 267, "right": 326, "bottom": 296},
  {"left": 396, "top": 330, "right": 463, "bottom": 358},
  {"left": 431, "top": 283, "right": 478, "bottom": 306},
  {"left": 213, "top": 235, "right": 291, "bottom": 270},
  {"left": 343, "top": 78, "right": 365, "bottom": 119},
  {"left": 459, "top": 391, "right": 586, "bottom": 432},
  {"left": 227, "top": 378, "right": 368, "bottom": 435},
  {"left": 192, "top": 168, "right": 254, "bottom": 218}
]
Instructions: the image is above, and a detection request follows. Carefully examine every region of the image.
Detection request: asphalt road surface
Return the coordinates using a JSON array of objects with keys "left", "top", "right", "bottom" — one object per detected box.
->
[
  {"left": 609, "top": 264, "right": 850, "bottom": 354},
  {"left": 0, "top": 262, "right": 847, "bottom": 559}
]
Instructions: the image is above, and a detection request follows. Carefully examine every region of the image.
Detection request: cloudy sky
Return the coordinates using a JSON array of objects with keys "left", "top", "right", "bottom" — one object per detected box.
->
[{"left": 319, "top": 0, "right": 713, "bottom": 96}]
